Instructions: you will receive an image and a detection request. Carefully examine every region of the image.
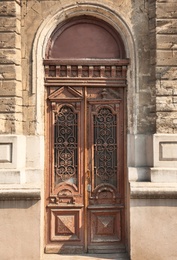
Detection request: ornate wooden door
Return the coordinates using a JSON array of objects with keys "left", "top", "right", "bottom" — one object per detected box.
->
[
  {"left": 44, "top": 61, "right": 128, "bottom": 254},
  {"left": 87, "top": 87, "right": 125, "bottom": 253}
]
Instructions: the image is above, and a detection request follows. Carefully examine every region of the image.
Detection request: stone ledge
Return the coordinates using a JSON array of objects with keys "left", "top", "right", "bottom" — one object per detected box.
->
[
  {"left": 0, "top": 170, "right": 20, "bottom": 184},
  {"left": 151, "top": 168, "right": 177, "bottom": 183},
  {"left": 0, "top": 184, "right": 41, "bottom": 200},
  {"left": 128, "top": 167, "right": 151, "bottom": 182},
  {"left": 130, "top": 182, "right": 177, "bottom": 199}
]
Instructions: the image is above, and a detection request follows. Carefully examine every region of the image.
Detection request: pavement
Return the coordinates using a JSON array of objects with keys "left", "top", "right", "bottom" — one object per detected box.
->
[{"left": 43, "top": 253, "right": 130, "bottom": 260}]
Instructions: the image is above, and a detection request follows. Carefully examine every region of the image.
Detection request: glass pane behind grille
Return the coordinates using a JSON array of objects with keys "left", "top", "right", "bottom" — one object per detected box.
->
[
  {"left": 54, "top": 105, "right": 78, "bottom": 185},
  {"left": 94, "top": 107, "right": 117, "bottom": 187}
]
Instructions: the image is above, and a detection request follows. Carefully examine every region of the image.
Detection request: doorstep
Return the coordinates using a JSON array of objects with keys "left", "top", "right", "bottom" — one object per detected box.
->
[{"left": 43, "top": 253, "right": 130, "bottom": 260}]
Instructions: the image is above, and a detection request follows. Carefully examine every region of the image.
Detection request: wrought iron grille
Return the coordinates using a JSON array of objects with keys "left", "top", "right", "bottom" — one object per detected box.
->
[
  {"left": 94, "top": 107, "right": 117, "bottom": 187},
  {"left": 54, "top": 105, "right": 78, "bottom": 185}
]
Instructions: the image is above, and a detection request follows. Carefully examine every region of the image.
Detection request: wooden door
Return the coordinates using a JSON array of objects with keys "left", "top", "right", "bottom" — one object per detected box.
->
[
  {"left": 45, "top": 81, "right": 126, "bottom": 254},
  {"left": 87, "top": 87, "right": 125, "bottom": 253}
]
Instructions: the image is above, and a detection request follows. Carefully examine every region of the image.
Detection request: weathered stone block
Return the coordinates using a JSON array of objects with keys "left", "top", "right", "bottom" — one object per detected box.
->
[
  {"left": 0, "top": 17, "right": 17, "bottom": 32},
  {"left": 0, "top": 49, "right": 21, "bottom": 65},
  {"left": 0, "top": 80, "right": 22, "bottom": 97},
  {"left": 157, "top": 19, "right": 177, "bottom": 34},
  {"left": 0, "top": 97, "right": 22, "bottom": 113},
  {"left": 157, "top": 35, "right": 177, "bottom": 49},
  {"left": 0, "top": 32, "right": 21, "bottom": 49},
  {"left": 156, "top": 96, "right": 177, "bottom": 112},
  {"left": 157, "top": 50, "right": 177, "bottom": 66},
  {"left": 0, "top": 64, "right": 21, "bottom": 80},
  {"left": 0, "top": 2, "right": 16, "bottom": 17},
  {"left": 157, "top": 112, "right": 177, "bottom": 133},
  {"left": 156, "top": 66, "right": 177, "bottom": 80},
  {"left": 0, "top": 112, "right": 22, "bottom": 134},
  {"left": 156, "top": 80, "right": 176, "bottom": 96},
  {"left": 157, "top": 3, "right": 177, "bottom": 19},
  {"left": 0, "top": 64, "right": 15, "bottom": 79}
]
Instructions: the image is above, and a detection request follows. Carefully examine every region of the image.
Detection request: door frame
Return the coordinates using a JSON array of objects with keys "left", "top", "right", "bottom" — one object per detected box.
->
[
  {"left": 31, "top": 4, "right": 138, "bottom": 258},
  {"left": 44, "top": 59, "right": 129, "bottom": 253}
]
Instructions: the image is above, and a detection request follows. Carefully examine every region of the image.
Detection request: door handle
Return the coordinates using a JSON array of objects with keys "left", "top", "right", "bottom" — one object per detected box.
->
[
  {"left": 87, "top": 169, "right": 91, "bottom": 181},
  {"left": 87, "top": 169, "right": 91, "bottom": 192}
]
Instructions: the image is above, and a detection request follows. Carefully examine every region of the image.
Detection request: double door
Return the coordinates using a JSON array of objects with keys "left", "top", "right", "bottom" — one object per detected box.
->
[{"left": 45, "top": 85, "right": 126, "bottom": 253}]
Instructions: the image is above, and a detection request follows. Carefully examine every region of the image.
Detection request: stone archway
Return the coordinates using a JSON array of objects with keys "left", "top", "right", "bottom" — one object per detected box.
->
[
  {"left": 44, "top": 16, "right": 129, "bottom": 254},
  {"left": 31, "top": 2, "right": 137, "bottom": 257},
  {"left": 32, "top": 3, "right": 136, "bottom": 134}
]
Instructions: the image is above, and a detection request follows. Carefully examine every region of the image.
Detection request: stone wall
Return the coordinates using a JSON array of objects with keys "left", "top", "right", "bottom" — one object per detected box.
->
[
  {"left": 0, "top": 0, "right": 22, "bottom": 134},
  {"left": 0, "top": 0, "right": 158, "bottom": 136},
  {"left": 156, "top": 0, "right": 177, "bottom": 134},
  {"left": 19, "top": 0, "right": 156, "bottom": 136}
]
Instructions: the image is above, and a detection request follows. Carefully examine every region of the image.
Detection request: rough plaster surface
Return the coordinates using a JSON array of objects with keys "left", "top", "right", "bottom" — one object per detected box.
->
[
  {"left": 130, "top": 199, "right": 177, "bottom": 260},
  {"left": 0, "top": 200, "right": 40, "bottom": 260}
]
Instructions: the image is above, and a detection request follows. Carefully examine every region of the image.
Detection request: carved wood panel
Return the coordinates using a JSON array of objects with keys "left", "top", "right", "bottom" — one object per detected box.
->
[
  {"left": 89, "top": 210, "right": 121, "bottom": 242},
  {"left": 50, "top": 209, "right": 81, "bottom": 241}
]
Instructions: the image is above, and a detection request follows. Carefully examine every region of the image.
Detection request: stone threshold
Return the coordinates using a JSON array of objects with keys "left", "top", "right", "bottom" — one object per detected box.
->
[{"left": 43, "top": 253, "right": 130, "bottom": 260}]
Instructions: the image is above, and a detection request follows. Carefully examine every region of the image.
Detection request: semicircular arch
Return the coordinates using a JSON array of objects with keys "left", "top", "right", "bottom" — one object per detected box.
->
[
  {"left": 46, "top": 16, "right": 126, "bottom": 59},
  {"left": 32, "top": 3, "right": 137, "bottom": 135}
]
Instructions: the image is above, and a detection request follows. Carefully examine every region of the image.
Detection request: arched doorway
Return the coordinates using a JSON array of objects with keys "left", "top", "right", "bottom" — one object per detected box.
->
[{"left": 44, "top": 16, "right": 129, "bottom": 254}]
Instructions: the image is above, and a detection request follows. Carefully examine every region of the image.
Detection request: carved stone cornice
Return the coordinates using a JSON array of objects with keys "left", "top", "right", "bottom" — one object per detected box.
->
[
  {"left": 130, "top": 182, "right": 177, "bottom": 199},
  {"left": 0, "top": 185, "right": 41, "bottom": 200}
]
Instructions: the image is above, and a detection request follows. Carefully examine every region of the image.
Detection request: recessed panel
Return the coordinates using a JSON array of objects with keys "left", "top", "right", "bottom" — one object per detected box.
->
[
  {"left": 50, "top": 209, "right": 81, "bottom": 241},
  {"left": 89, "top": 210, "right": 121, "bottom": 243},
  {"left": 160, "top": 142, "right": 177, "bottom": 161},
  {"left": 0, "top": 143, "right": 12, "bottom": 163}
]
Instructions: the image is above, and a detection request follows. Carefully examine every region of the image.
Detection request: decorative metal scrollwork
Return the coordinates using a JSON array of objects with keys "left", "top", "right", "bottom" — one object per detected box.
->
[
  {"left": 54, "top": 105, "right": 78, "bottom": 185},
  {"left": 94, "top": 107, "right": 117, "bottom": 187}
]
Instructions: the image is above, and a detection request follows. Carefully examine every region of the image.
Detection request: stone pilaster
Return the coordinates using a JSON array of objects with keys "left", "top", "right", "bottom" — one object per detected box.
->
[
  {"left": 0, "top": 0, "right": 22, "bottom": 134},
  {"left": 150, "top": 0, "right": 177, "bottom": 182},
  {"left": 156, "top": 0, "right": 177, "bottom": 134}
]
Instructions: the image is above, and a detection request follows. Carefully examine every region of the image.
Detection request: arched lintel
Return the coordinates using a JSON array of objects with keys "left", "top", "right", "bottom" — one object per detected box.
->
[
  {"left": 32, "top": 3, "right": 137, "bottom": 135},
  {"left": 46, "top": 16, "right": 126, "bottom": 59}
]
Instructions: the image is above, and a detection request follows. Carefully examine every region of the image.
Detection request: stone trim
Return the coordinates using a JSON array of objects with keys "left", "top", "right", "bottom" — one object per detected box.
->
[
  {"left": 0, "top": 185, "right": 40, "bottom": 200},
  {"left": 32, "top": 2, "right": 136, "bottom": 135},
  {"left": 0, "top": 1, "right": 22, "bottom": 134},
  {"left": 0, "top": 135, "right": 26, "bottom": 170},
  {"left": 130, "top": 182, "right": 177, "bottom": 199},
  {"left": 153, "top": 134, "right": 177, "bottom": 167},
  {"left": 151, "top": 168, "right": 177, "bottom": 183}
]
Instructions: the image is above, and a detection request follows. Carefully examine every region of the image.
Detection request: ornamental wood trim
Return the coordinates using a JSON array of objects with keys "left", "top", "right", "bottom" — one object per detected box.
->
[{"left": 44, "top": 59, "right": 129, "bottom": 87}]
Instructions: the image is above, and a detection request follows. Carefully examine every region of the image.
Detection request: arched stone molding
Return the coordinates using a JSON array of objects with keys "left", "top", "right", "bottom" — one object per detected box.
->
[{"left": 32, "top": 2, "right": 137, "bottom": 136}]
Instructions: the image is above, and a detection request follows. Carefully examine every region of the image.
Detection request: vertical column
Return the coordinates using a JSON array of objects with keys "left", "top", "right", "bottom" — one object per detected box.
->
[
  {"left": 0, "top": 1, "right": 24, "bottom": 182},
  {"left": 151, "top": 0, "right": 177, "bottom": 181},
  {"left": 0, "top": 0, "right": 22, "bottom": 134},
  {"left": 156, "top": 0, "right": 177, "bottom": 134}
]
